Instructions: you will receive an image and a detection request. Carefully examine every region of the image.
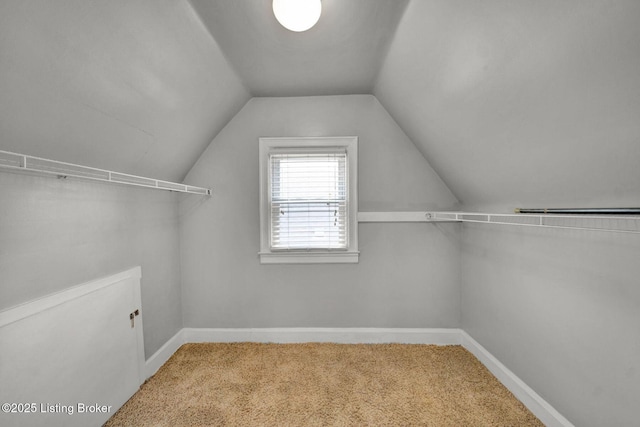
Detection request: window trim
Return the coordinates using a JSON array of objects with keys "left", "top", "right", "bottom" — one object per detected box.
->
[{"left": 259, "top": 137, "right": 359, "bottom": 264}]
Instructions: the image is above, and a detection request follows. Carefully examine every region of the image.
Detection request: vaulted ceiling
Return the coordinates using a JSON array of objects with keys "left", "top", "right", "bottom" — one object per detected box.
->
[
  {"left": 1, "top": 0, "right": 639, "bottom": 206},
  {"left": 0, "top": 0, "right": 249, "bottom": 183},
  {"left": 189, "top": 0, "right": 408, "bottom": 96},
  {"left": 376, "top": 0, "right": 640, "bottom": 208}
]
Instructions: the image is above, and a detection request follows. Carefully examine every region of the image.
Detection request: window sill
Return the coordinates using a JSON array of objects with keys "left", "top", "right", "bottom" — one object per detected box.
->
[{"left": 259, "top": 251, "right": 359, "bottom": 264}]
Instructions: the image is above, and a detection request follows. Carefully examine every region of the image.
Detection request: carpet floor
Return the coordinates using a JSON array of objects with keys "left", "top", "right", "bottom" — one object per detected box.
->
[{"left": 104, "top": 343, "right": 543, "bottom": 426}]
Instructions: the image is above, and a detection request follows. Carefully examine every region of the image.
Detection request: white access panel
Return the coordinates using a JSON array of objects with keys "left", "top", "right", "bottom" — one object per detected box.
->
[{"left": 0, "top": 267, "right": 144, "bottom": 427}]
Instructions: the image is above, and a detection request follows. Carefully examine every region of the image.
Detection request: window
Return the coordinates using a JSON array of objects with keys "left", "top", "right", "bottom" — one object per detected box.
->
[
  {"left": 270, "top": 151, "right": 347, "bottom": 250},
  {"left": 259, "top": 137, "right": 358, "bottom": 264}
]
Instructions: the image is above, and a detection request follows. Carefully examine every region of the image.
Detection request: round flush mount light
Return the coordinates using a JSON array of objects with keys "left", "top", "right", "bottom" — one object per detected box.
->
[{"left": 273, "top": 0, "right": 322, "bottom": 32}]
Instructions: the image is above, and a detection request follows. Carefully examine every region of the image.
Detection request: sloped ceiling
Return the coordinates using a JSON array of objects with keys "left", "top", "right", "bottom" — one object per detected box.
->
[
  {"left": 0, "top": 0, "right": 249, "bottom": 182},
  {"left": 2, "top": 0, "right": 639, "bottom": 205},
  {"left": 375, "top": 0, "right": 640, "bottom": 208},
  {"left": 188, "top": 0, "right": 408, "bottom": 96}
]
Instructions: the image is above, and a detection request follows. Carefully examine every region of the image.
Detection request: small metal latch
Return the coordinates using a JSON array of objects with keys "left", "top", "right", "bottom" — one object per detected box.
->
[{"left": 130, "top": 309, "right": 140, "bottom": 328}]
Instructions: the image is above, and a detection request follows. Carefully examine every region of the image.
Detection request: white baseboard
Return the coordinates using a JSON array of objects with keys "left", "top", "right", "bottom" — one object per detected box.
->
[
  {"left": 144, "top": 329, "right": 185, "bottom": 380},
  {"left": 183, "top": 327, "right": 462, "bottom": 345},
  {"left": 145, "top": 327, "right": 571, "bottom": 426},
  {"left": 461, "top": 331, "right": 574, "bottom": 427}
]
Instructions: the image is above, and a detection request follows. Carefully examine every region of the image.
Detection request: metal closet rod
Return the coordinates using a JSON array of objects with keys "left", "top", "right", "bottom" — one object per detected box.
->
[
  {"left": 0, "top": 149, "right": 211, "bottom": 196},
  {"left": 515, "top": 208, "right": 640, "bottom": 215}
]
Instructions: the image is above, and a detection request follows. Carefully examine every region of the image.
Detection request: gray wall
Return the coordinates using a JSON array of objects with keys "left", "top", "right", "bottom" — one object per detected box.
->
[
  {"left": 180, "top": 95, "right": 460, "bottom": 328},
  {"left": 0, "top": 172, "right": 183, "bottom": 358},
  {"left": 461, "top": 222, "right": 640, "bottom": 427}
]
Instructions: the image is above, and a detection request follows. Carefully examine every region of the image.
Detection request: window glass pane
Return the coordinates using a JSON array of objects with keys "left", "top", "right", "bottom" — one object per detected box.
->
[{"left": 270, "top": 153, "right": 347, "bottom": 250}]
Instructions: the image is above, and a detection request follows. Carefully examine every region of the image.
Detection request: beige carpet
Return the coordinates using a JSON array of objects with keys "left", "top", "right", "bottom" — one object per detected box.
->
[{"left": 105, "top": 343, "right": 543, "bottom": 426}]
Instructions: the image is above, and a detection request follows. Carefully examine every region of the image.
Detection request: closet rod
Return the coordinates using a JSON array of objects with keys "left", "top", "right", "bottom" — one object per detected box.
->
[
  {"left": 515, "top": 208, "right": 640, "bottom": 215},
  {"left": 426, "top": 211, "right": 640, "bottom": 235},
  {"left": 0, "top": 149, "right": 211, "bottom": 196}
]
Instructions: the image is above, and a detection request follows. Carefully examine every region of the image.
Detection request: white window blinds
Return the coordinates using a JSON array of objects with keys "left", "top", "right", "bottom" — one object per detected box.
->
[{"left": 269, "top": 151, "right": 348, "bottom": 250}]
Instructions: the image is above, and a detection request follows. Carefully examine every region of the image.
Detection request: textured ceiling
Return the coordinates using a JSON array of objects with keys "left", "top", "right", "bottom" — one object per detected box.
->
[{"left": 188, "top": 0, "right": 408, "bottom": 97}]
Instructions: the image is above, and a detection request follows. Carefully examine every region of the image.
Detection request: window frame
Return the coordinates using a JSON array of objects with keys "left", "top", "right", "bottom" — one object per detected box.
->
[{"left": 258, "top": 137, "right": 359, "bottom": 264}]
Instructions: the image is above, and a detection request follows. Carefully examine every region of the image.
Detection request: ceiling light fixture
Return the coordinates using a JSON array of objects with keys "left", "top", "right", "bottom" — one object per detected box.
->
[{"left": 273, "top": 0, "right": 322, "bottom": 32}]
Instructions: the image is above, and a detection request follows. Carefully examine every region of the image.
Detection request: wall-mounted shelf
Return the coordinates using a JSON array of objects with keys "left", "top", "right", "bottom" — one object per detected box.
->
[
  {"left": 358, "top": 211, "right": 640, "bottom": 234},
  {"left": 357, "top": 212, "right": 435, "bottom": 222},
  {"left": 0, "top": 150, "right": 211, "bottom": 196},
  {"left": 426, "top": 211, "right": 640, "bottom": 235}
]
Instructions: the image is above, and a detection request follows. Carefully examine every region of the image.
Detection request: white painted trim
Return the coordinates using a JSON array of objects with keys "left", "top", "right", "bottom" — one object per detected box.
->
[
  {"left": 144, "top": 329, "right": 185, "bottom": 380},
  {"left": 0, "top": 266, "right": 142, "bottom": 327},
  {"left": 259, "top": 251, "right": 359, "bottom": 264},
  {"left": 182, "top": 327, "right": 462, "bottom": 344},
  {"left": 132, "top": 275, "right": 146, "bottom": 386},
  {"left": 258, "top": 137, "right": 359, "bottom": 264},
  {"left": 358, "top": 211, "right": 430, "bottom": 222},
  {"left": 461, "top": 331, "right": 574, "bottom": 427}
]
